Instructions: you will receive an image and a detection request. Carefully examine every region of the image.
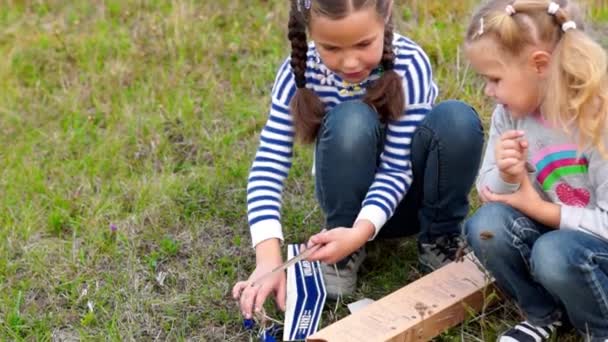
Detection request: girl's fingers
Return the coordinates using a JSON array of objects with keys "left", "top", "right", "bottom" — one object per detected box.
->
[
  {"left": 520, "top": 141, "right": 529, "bottom": 158},
  {"left": 478, "top": 190, "right": 489, "bottom": 203},
  {"left": 305, "top": 242, "right": 334, "bottom": 263},
  {"left": 307, "top": 229, "right": 327, "bottom": 247},
  {"left": 500, "top": 140, "right": 521, "bottom": 150},
  {"left": 519, "top": 140, "right": 528, "bottom": 148},
  {"left": 239, "top": 283, "right": 259, "bottom": 319},
  {"left": 254, "top": 285, "right": 273, "bottom": 315},
  {"left": 497, "top": 158, "right": 520, "bottom": 170},
  {"left": 482, "top": 187, "right": 497, "bottom": 201},
  {"left": 308, "top": 233, "right": 322, "bottom": 245},
  {"left": 501, "top": 130, "right": 525, "bottom": 141},
  {"left": 232, "top": 281, "right": 248, "bottom": 300},
  {"left": 276, "top": 277, "right": 287, "bottom": 311},
  {"left": 499, "top": 149, "right": 523, "bottom": 160},
  {"left": 305, "top": 244, "right": 328, "bottom": 262}
]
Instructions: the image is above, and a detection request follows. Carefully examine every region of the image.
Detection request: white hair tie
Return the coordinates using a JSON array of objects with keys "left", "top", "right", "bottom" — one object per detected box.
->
[
  {"left": 505, "top": 5, "right": 516, "bottom": 15},
  {"left": 548, "top": 2, "right": 560, "bottom": 15},
  {"left": 477, "top": 17, "right": 485, "bottom": 36},
  {"left": 562, "top": 20, "right": 577, "bottom": 32}
]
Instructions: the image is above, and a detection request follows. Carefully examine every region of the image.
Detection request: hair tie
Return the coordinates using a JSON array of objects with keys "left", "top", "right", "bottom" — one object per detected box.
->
[
  {"left": 477, "top": 17, "right": 485, "bottom": 37},
  {"left": 297, "top": 0, "right": 311, "bottom": 12},
  {"left": 562, "top": 20, "right": 577, "bottom": 32},
  {"left": 547, "top": 2, "right": 560, "bottom": 15},
  {"left": 505, "top": 5, "right": 516, "bottom": 15}
]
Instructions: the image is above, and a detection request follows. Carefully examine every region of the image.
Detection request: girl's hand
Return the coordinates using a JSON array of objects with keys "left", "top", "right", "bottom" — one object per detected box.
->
[
  {"left": 304, "top": 221, "right": 374, "bottom": 264},
  {"left": 232, "top": 238, "right": 285, "bottom": 319},
  {"left": 232, "top": 260, "right": 286, "bottom": 320},
  {"left": 482, "top": 175, "right": 541, "bottom": 214},
  {"left": 478, "top": 186, "right": 491, "bottom": 203},
  {"left": 495, "top": 130, "right": 529, "bottom": 184}
]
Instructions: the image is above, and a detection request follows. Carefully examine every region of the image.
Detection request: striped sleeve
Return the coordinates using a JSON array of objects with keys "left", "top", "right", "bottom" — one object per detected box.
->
[
  {"left": 247, "top": 58, "right": 297, "bottom": 247},
  {"left": 356, "top": 36, "right": 439, "bottom": 238}
]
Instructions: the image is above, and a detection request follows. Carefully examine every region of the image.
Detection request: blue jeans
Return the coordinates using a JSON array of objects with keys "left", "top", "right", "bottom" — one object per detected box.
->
[
  {"left": 465, "top": 202, "right": 608, "bottom": 341},
  {"left": 314, "top": 100, "right": 483, "bottom": 243}
]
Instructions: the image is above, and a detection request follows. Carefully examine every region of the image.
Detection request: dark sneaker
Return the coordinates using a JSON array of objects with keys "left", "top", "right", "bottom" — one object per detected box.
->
[
  {"left": 498, "top": 320, "right": 562, "bottom": 342},
  {"left": 418, "top": 234, "right": 464, "bottom": 273},
  {"left": 320, "top": 248, "right": 366, "bottom": 300}
]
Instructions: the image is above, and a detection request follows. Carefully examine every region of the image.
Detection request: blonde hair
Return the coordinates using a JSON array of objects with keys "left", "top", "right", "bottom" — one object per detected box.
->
[{"left": 466, "top": 0, "right": 608, "bottom": 157}]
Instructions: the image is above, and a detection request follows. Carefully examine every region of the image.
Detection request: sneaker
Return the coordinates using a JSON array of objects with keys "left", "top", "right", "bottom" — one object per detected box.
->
[
  {"left": 498, "top": 320, "right": 562, "bottom": 342},
  {"left": 418, "top": 234, "right": 463, "bottom": 273},
  {"left": 320, "top": 248, "right": 366, "bottom": 300}
]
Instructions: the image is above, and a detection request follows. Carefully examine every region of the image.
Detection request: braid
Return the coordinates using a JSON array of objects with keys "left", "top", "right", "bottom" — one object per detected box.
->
[
  {"left": 288, "top": 3, "right": 308, "bottom": 88},
  {"left": 381, "top": 23, "right": 395, "bottom": 71},
  {"left": 363, "top": 19, "right": 404, "bottom": 123},
  {"left": 287, "top": 0, "right": 325, "bottom": 144}
]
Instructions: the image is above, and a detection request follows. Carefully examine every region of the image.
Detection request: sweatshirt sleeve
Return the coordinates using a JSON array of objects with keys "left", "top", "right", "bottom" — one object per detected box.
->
[
  {"left": 559, "top": 149, "right": 608, "bottom": 241},
  {"left": 476, "top": 105, "right": 522, "bottom": 194},
  {"left": 246, "top": 58, "right": 296, "bottom": 247},
  {"left": 356, "top": 38, "right": 438, "bottom": 239}
]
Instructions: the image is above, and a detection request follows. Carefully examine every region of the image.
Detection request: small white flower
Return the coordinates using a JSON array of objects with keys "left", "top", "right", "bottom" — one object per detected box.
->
[
  {"left": 156, "top": 271, "right": 167, "bottom": 286},
  {"left": 319, "top": 68, "right": 332, "bottom": 86},
  {"left": 78, "top": 287, "right": 88, "bottom": 301}
]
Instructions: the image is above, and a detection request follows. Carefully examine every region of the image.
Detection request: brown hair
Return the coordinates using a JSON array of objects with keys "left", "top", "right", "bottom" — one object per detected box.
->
[
  {"left": 465, "top": 0, "right": 608, "bottom": 156},
  {"left": 288, "top": 0, "right": 404, "bottom": 144}
]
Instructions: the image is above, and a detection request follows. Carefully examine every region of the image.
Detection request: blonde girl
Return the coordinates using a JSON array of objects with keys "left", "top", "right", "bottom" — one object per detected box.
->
[{"left": 464, "top": 0, "right": 608, "bottom": 341}]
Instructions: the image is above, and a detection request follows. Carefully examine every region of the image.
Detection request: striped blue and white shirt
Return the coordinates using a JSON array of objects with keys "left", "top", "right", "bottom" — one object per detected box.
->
[{"left": 247, "top": 33, "right": 438, "bottom": 247}]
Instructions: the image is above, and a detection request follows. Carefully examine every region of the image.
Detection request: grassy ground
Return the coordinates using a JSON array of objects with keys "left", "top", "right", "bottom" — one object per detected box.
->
[{"left": 0, "top": 0, "right": 606, "bottom": 341}]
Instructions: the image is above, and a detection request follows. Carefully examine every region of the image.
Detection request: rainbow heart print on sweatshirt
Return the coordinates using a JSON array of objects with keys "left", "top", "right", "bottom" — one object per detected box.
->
[{"left": 532, "top": 144, "right": 590, "bottom": 208}]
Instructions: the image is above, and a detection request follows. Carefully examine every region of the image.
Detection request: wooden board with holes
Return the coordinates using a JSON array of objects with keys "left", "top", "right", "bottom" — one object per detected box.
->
[{"left": 307, "top": 253, "right": 496, "bottom": 342}]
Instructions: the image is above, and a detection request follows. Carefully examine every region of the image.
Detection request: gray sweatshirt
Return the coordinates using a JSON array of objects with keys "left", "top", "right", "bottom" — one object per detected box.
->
[{"left": 477, "top": 105, "right": 608, "bottom": 241}]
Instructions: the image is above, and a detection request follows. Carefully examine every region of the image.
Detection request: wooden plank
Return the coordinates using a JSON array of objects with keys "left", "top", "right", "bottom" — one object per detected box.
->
[{"left": 307, "top": 253, "right": 495, "bottom": 342}]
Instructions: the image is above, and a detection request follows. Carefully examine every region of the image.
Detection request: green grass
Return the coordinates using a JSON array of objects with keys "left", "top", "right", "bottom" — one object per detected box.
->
[{"left": 0, "top": 1, "right": 603, "bottom": 340}]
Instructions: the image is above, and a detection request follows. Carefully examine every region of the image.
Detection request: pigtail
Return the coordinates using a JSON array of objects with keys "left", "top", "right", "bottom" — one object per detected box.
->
[
  {"left": 542, "top": 6, "right": 608, "bottom": 156},
  {"left": 472, "top": 1, "right": 539, "bottom": 52},
  {"left": 363, "top": 19, "right": 404, "bottom": 122},
  {"left": 288, "top": 0, "right": 325, "bottom": 144},
  {"left": 487, "top": 8, "right": 526, "bottom": 50}
]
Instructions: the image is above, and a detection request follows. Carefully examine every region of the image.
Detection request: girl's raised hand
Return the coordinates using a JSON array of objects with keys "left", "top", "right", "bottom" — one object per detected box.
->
[{"left": 495, "top": 130, "right": 529, "bottom": 183}]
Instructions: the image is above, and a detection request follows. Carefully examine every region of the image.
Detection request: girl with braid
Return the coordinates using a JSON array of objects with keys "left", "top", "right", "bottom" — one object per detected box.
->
[
  {"left": 233, "top": 0, "right": 484, "bottom": 319},
  {"left": 464, "top": 0, "right": 608, "bottom": 341}
]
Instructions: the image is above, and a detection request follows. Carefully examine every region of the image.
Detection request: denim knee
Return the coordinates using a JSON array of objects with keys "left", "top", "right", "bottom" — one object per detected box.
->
[
  {"left": 320, "top": 101, "right": 381, "bottom": 156},
  {"left": 464, "top": 203, "right": 519, "bottom": 259},
  {"left": 532, "top": 230, "right": 608, "bottom": 337},
  {"left": 531, "top": 231, "right": 576, "bottom": 290},
  {"left": 423, "top": 100, "right": 483, "bottom": 149}
]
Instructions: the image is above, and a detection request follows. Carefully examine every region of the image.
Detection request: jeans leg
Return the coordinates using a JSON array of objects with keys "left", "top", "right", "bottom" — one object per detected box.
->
[
  {"left": 464, "top": 202, "right": 561, "bottom": 325},
  {"left": 315, "top": 100, "right": 384, "bottom": 229},
  {"left": 532, "top": 230, "right": 608, "bottom": 340},
  {"left": 381, "top": 100, "right": 483, "bottom": 241}
]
